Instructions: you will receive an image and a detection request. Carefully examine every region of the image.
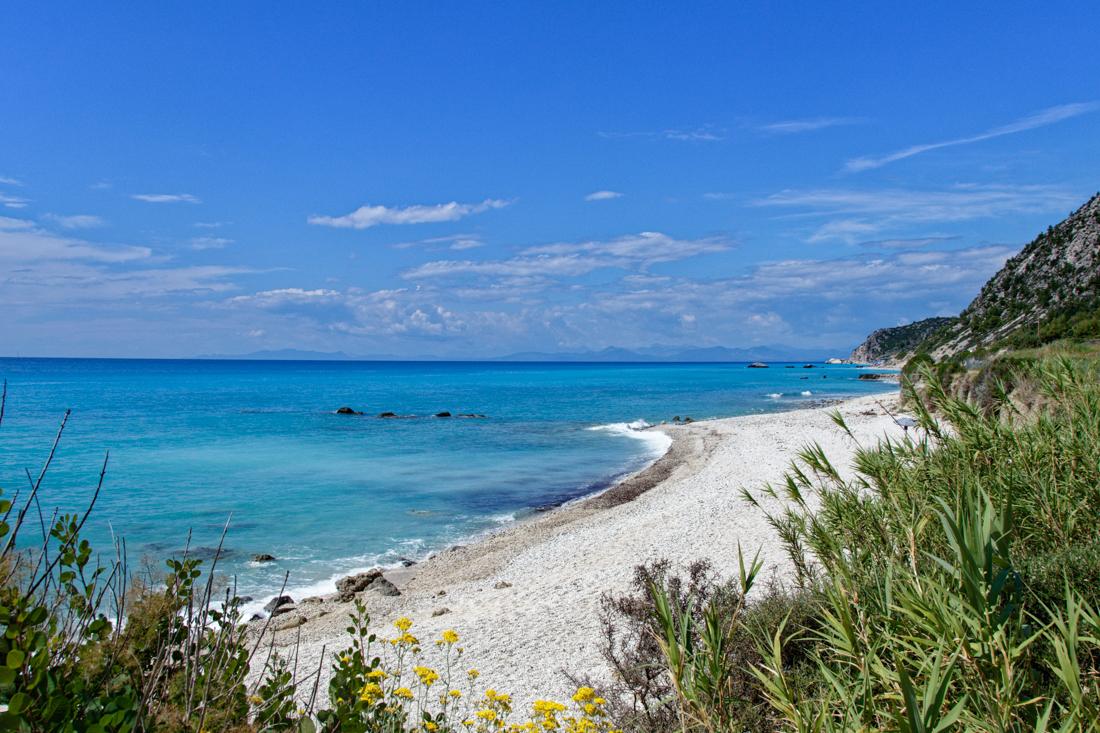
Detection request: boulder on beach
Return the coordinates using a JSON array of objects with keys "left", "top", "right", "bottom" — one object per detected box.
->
[
  {"left": 252, "top": 553, "right": 276, "bottom": 563},
  {"left": 369, "top": 577, "right": 401, "bottom": 597},
  {"left": 432, "top": 607, "right": 450, "bottom": 617},
  {"left": 264, "top": 595, "right": 294, "bottom": 613},
  {"left": 434, "top": 411, "right": 452, "bottom": 418},
  {"left": 493, "top": 580, "right": 512, "bottom": 589},
  {"left": 335, "top": 569, "right": 383, "bottom": 601},
  {"left": 747, "top": 362, "right": 769, "bottom": 368},
  {"left": 271, "top": 603, "right": 297, "bottom": 617},
  {"left": 336, "top": 406, "right": 363, "bottom": 415},
  {"left": 300, "top": 596, "right": 324, "bottom": 604},
  {"left": 682, "top": 416, "right": 694, "bottom": 424},
  {"left": 398, "top": 557, "right": 417, "bottom": 567}
]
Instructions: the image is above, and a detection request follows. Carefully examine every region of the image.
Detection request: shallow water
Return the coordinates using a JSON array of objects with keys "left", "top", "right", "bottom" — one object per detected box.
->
[{"left": 0, "top": 358, "right": 892, "bottom": 610}]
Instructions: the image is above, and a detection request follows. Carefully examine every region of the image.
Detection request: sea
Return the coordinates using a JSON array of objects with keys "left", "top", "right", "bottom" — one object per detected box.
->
[{"left": 0, "top": 358, "right": 893, "bottom": 613}]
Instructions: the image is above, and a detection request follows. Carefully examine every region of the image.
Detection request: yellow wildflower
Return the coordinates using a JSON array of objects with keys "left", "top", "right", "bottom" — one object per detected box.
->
[
  {"left": 441, "top": 629, "right": 460, "bottom": 644},
  {"left": 393, "top": 686, "right": 414, "bottom": 700},
  {"left": 414, "top": 665, "right": 441, "bottom": 687},
  {"left": 395, "top": 616, "right": 413, "bottom": 631},
  {"left": 449, "top": 689, "right": 462, "bottom": 698},
  {"left": 424, "top": 723, "right": 439, "bottom": 732},
  {"left": 571, "top": 687, "right": 595, "bottom": 703},
  {"left": 359, "top": 682, "right": 383, "bottom": 703},
  {"left": 367, "top": 668, "right": 388, "bottom": 680},
  {"left": 339, "top": 653, "right": 352, "bottom": 664},
  {"left": 247, "top": 694, "right": 263, "bottom": 705},
  {"left": 476, "top": 709, "right": 498, "bottom": 721},
  {"left": 468, "top": 668, "right": 480, "bottom": 680}
]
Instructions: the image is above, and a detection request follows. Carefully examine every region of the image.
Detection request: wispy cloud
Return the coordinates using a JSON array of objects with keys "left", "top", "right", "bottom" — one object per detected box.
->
[
  {"left": 845, "top": 102, "right": 1099, "bottom": 172},
  {"left": 308, "top": 199, "right": 511, "bottom": 229},
  {"left": 191, "top": 236, "right": 234, "bottom": 250},
  {"left": 585, "top": 190, "right": 623, "bottom": 202},
  {"left": 857, "top": 235, "right": 958, "bottom": 250},
  {"left": 598, "top": 126, "right": 724, "bottom": 142},
  {"left": 758, "top": 117, "right": 864, "bottom": 134},
  {"left": 0, "top": 176, "right": 24, "bottom": 186},
  {"left": 754, "top": 184, "right": 1078, "bottom": 242},
  {"left": 404, "top": 232, "right": 730, "bottom": 280},
  {"left": 0, "top": 193, "right": 30, "bottom": 209},
  {"left": 43, "top": 214, "right": 106, "bottom": 230},
  {"left": 132, "top": 193, "right": 202, "bottom": 203},
  {"left": 194, "top": 221, "right": 229, "bottom": 229},
  {"left": 0, "top": 224, "right": 150, "bottom": 263},
  {"left": 393, "top": 233, "right": 486, "bottom": 251}
]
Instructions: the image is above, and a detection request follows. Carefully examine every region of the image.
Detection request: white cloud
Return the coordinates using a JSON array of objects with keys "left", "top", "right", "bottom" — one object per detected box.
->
[
  {"left": 585, "top": 190, "right": 623, "bottom": 202},
  {"left": 754, "top": 184, "right": 1078, "bottom": 242},
  {"left": 403, "top": 232, "right": 731, "bottom": 280},
  {"left": 758, "top": 117, "right": 864, "bottom": 134},
  {"left": 0, "top": 226, "right": 150, "bottom": 263},
  {"left": 0, "top": 176, "right": 24, "bottom": 186},
  {"left": 846, "top": 102, "right": 1099, "bottom": 172},
  {"left": 90, "top": 180, "right": 112, "bottom": 190},
  {"left": 393, "top": 233, "right": 486, "bottom": 251},
  {"left": 0, "top": 193, "right": 29, "bottom": 209},
  {"left": 191, "top": 236, "right": 234, "bottom": 250},
  {"left": 598, "top": 127, "right": 724, "bottom": 142},
  {"left": 132, "top": 193, "right": 201, "bottom": 203},
  {"left": 43, "top": 214, "right": 106, "bottom": 229},
  {"left": 0, "top": 216, "right": 34, "bottom": 231},
  {"left": 195, "top": 221, "right": 229, "bottom": 229},
  {"left": 308, "top": 199, "right": 511, "bottom": 229}
]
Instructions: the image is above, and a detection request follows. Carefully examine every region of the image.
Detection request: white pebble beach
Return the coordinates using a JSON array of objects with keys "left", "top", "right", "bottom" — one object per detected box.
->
[{"left": 249, "top": 391, "right": 904, "bottom": 711}]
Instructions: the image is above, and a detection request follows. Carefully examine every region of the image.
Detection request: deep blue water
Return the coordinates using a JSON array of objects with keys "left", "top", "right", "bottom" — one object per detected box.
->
[{"left": 0, "top": 358, "right": 891, "bottom": 611}]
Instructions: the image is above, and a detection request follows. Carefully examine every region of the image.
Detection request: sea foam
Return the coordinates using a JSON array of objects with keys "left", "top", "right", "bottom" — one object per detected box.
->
[{"left": 586, "top": 419, "right": 673, "bottom": 458}]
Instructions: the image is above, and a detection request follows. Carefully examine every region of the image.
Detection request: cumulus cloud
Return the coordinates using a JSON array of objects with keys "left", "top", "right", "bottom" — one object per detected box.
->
[
  {"left": 584, "top": 190, "right": 623, "bottom": 201},
  {"left": 308, "top": 199, "right": 511, "bottom": 229},
  {"left": 43, "top": 214, "right": 106, "bottom": 229},
  {"left": 131, "top": 193, "right": 201, "bottom": 203},
  {"left": 845, "top": 102, "right": 1099, "bottom": 172}
]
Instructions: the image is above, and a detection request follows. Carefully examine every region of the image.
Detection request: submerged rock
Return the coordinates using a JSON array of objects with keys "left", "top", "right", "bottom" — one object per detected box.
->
[
  {"left": 457, "top": 413, "right": 487, "bottom": 418},
  {"left": 264, "top": 595, "right": 294, "bottom": 613},
  {"left": 336, "top": 406, "right": 363, "bottom": 415},
  {"left": 434, "top": 411, "right": 452, "bottom": 418},
  {"left": 377, "top": 411, "right": 398, "bottom": 418},
  {"left": 252, "top": 553, "right": 276, "bottom": 563}
]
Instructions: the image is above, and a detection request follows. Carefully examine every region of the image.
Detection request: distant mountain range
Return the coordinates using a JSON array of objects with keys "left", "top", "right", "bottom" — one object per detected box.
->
[{"left": 198, "top": 344, "right": 831, "bottom": 363}]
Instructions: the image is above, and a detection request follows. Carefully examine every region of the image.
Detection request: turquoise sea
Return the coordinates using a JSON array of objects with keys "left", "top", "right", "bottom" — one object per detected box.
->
[{"left": 0, "top": 358, "right": 892, "bottom": 613}]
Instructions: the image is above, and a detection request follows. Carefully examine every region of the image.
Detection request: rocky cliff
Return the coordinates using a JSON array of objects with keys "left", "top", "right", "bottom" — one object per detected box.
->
[{"left": 849, "top": 317, "right": 955, "bottom": 365}]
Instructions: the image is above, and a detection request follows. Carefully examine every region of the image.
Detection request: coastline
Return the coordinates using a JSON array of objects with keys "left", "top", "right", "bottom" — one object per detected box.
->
[{"left": 248, "top": 390, "right": 905, "bottom": 708}]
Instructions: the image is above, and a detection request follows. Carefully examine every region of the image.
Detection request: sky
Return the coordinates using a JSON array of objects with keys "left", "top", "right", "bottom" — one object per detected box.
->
[{"left": 2, "top": 2, "right": 1098, "bottom": 359}]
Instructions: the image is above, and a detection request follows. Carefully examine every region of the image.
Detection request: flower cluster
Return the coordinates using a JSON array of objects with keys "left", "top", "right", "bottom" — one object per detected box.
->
[{"left": 250, "top": 604, "right": 619, "bottom": 732}]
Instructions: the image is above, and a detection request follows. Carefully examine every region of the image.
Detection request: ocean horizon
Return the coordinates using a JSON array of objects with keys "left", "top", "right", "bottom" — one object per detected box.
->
[{"left": 0, "top": 357, "right": 893, "bottom": 614}]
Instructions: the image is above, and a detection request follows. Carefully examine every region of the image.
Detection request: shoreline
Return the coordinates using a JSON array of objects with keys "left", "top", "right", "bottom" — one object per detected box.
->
[{"left": 248, "top": 390, "right": 904, "bottom": 707}]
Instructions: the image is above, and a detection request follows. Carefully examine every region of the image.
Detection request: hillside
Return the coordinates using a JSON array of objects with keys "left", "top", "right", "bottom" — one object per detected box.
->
[
  {"left": 923, "top": 192, "right": 1100, "bottom": 357},
  {"left": 848, "top": 316, "right": 955, "bottom": 365}
]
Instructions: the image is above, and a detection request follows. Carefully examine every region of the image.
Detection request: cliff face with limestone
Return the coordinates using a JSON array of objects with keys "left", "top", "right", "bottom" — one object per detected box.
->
[{"left": 852, "top": 192, "right": 1100, "bottom": 363}]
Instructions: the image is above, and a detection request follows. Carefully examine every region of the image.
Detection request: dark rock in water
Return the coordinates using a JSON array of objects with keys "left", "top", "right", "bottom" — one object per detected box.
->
[
  {"left": 858, "top": 372, "right": 893, "bottom": 380},
  {"left": 747, "top": 362, "right": 769, "bottom": 368},
  {"left": 803, "top": 364, "right": 815, "bottom": 368},
  {"left": 434, "top": 411, "right": 452, "bottom": 418},
  {"left": 236, "top": 595, "right": 254, "bottom": 604},
  {"left": 175, "top": 546, "right": 234, "bottom": 562},
  {"left": 271, "top": 603, "right": 297, "bottom": 617},
  {"left": 672, "top": 416, "right": 681, "bottom": 422},
  {"left": 682, "top": 416, "right": 695, "bottom": 424},
  {"left": 264, "top": 595, "right": 294, "bottom": 613},
  {"left": 432, "top": 607, "right": 450, "bottom": 617},
  {"left": 785, "top": 365, "right": 795, "bottom": 368},
  {"left": 457, "top": 413, "right": 486, "bottom": 418},
  {"left": 800, "top": 376, "right": 809, "bottom": 380},
  {"left": 335, "top": 569, "right": 383, "bottom": 601},
  {"left": 336, "top": 406, "right": 363, "bottom": 415},
  {"left": 369, "top": 577, "right": 401, "bottom": 597},
  {"left": 252, "top": 553, "right": 276, "bottom": 563},
  {"left": 493, "top": 581, "right": 512, "bottom": 589},
  {"left": 377, "top": 411, "right": 398, "bottom": 418},
  {"left": 398, "top": 557, "right": 417, "bottom": 567}
]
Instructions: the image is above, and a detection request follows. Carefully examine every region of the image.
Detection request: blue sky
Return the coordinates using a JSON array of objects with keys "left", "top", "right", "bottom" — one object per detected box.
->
[{"left": 2, "top": 2, "right": 1098, "bottom": 358}]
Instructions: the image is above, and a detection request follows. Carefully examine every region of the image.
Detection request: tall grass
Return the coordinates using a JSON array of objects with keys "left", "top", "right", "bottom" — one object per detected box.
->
[{"left": 644, "top": 357, "right": 1100, "bottom": 731}]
